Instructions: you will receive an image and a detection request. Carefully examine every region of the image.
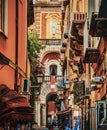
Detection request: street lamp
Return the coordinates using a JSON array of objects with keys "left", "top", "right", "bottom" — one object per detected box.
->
[
  {"left": 34, "top": 86, "right": 41, "bottom": 97},
  {"left": 35, "top": 66, "right": 44, "bottom": 84},
  {"left": 30, "top": 85, "right": 41, "bottom": 129},
  {"left": 64, "top": 79, "right": 71, "bottom": 89},
  {"left": 31, "top": 65, "right": 44, "bottom": 128}
]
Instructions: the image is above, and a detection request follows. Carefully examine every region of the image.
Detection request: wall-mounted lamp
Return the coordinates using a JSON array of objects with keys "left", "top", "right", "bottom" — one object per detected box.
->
[
  {"left": 35, "top": 66, "right": 44, "bottom": 85},
  {"left": 64, "top": 79, "right": 71, "bottom": 89}
]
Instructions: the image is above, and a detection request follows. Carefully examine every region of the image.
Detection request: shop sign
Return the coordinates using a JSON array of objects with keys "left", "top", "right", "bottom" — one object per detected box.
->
[{"left": 73, "top": 80, "right": 85, "bottom": 104}]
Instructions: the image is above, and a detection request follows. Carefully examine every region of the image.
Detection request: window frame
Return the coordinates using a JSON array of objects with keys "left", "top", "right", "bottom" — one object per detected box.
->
[
  {"left": 50, "top": 65, "right": 57, "bottom": 75},
  {"left": 0, "top": 0, "right": 4, "bottom": 32},
  {"left": 0, "top": 0, "right": 8, "bottom": 38}
]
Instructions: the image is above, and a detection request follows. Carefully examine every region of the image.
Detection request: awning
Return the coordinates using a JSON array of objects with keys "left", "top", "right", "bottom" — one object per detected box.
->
[
  {"left": 0, "top": 84, "right": 34, "bottom": 123},
  {"left": 0, "top": 111, "right": 34, "bottom": 123}
]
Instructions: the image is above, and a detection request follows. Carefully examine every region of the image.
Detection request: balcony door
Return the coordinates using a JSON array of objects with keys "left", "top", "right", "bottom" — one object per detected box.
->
[{"left": 50, "top": 65, "right": 57, "bottom": 76}]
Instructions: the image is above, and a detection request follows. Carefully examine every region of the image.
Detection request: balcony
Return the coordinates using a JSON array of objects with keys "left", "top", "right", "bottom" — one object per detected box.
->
[
  {"left": 34, "top": 1, "right": 62, "bottom": 6},
  {"left": 71, "top": 13, "right": 86, "bottom": 45},
  {"left": 73, "top": 12, "right": 86, "bottom": 22},
  {"left": 43, "top": 75, "right": 63, "bottom": 83},
  {"left": 39, "top": 39, "right": 61, "bottom": 45},
  {"left": 70, "top": 40, "right": 84, "bottom": 56},
  {"left": 89, "top": 12, "right": 107, "bottom": 37},
  {"left": 89, "top": 0, "right": 107, "bottom": 37}
]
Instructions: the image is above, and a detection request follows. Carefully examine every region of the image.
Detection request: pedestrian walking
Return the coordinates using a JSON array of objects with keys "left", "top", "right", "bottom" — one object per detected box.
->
[{"left": 52, "top": 116, "right": 57, "bottom": 128}]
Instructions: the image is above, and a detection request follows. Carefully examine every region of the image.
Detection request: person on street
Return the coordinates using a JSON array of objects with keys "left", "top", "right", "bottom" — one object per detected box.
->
[{"left": 52, "top": 116, "right": 57, "bottom": 128}]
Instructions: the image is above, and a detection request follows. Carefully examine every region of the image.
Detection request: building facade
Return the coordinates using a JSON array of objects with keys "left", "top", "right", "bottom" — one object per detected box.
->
[
  {"left": 61, "top": 0, "right": 107, "bottom": 130},
  {"left": 30, "top": 0, "right": 107, "bottom": 129},
  {"left": 31, "top": 0, "right": 64, "bottom": 128},
  {"left": 0, "top": 0, "right": 34, "bottom": 129}
]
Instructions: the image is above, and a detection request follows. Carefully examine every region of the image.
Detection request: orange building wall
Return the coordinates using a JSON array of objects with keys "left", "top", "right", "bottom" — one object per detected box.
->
[
  {"left": 0, "top": 1, "right": 16, "bottom": 89},
  {"left": 41, "top": 13, "right": 47, "bottom": 38},
  {"left": 0, "top": 0, "right": 27, "bottom": 89},
  {"left": 18, "top": 0, "right": 27, "bottom": 72}
]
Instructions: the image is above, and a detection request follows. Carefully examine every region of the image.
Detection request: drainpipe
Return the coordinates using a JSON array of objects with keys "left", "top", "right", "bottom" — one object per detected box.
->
[
  {"left": 26, "top": 1, "right": 28, "bottom": 77},
  {"left": 105, "top": 47, "right": 107, "bottom": 130},
  {"left": 14, "top": 0, "right": 18, "bottom": 92},
  {"left": 105, "top": 38, "right": 107, "bottom": 102}
]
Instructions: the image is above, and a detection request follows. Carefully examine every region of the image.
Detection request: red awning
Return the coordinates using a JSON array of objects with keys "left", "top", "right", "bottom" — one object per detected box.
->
[{"left": 0, "top": 84, "right": 34, "bottom": 122}]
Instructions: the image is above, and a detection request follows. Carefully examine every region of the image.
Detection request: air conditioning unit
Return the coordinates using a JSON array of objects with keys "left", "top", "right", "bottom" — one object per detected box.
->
[{"left": 22, "top": 79, "right": 31, "bottom": 92}]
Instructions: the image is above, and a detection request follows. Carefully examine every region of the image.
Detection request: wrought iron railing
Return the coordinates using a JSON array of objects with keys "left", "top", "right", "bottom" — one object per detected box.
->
[
  {"left": 73, "top": 12, "right": 86, "bottom": 22},
  {"left": 43, "top": 75, "right": 63, "bottom": 82},
  {"left": 39, "top": 39, "right": 61, "bottom": 45}
]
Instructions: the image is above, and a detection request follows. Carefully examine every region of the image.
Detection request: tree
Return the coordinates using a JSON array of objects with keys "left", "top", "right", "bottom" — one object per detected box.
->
[
  {"left": 28, "top": 30, "right": 43, "bottom": 107},
  {"left": 28, "top": 30, "right": 42, "bottom": 85}
]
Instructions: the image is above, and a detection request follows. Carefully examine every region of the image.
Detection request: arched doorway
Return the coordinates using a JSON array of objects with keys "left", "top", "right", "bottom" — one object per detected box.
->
[{"left": 46, "top": 92, "right": 57, "bottom": 127}]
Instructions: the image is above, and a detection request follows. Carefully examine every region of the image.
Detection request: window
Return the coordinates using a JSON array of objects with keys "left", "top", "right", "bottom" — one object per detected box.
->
[
  {"left": 22, "top": 79, "right": 30, "bottom": 92},
  {"left": 97, "top": 101, "right": 107, "bottom": 125},
  {"left": 0, "top": 0, "right": 4, "bottom": 32},
  {"left": 50, "top": 65, "right": 57, "bottom": 75},
  {"left": 0, "top": 0, "right": 8, "bottom": 36}
]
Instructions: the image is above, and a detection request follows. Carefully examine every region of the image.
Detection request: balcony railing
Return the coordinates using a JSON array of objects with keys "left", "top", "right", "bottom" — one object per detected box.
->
[
  {"left": 73, "top": 12, "right": 86, "bottom": 22},
  {"left": 39, "top": 39, "right": 61, "bottom": 45},
  {"left": 44, "top": 75, "right": 63, "bottom": 82}
]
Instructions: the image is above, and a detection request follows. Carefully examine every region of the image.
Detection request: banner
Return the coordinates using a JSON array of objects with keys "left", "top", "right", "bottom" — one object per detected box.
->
[{"left": 50, "top": 75, "right": 56, "bottom": 92}]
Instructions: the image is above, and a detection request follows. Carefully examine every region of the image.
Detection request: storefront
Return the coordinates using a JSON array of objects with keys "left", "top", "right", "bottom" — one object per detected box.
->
[{"left": 90, "top": 100, "right": 107, "bottom": 130}]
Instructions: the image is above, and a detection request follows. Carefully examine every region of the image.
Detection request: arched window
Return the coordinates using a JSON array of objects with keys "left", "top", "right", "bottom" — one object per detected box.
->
[{"left": 50, "top": 65, "right": 57, "bottom": 75}]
